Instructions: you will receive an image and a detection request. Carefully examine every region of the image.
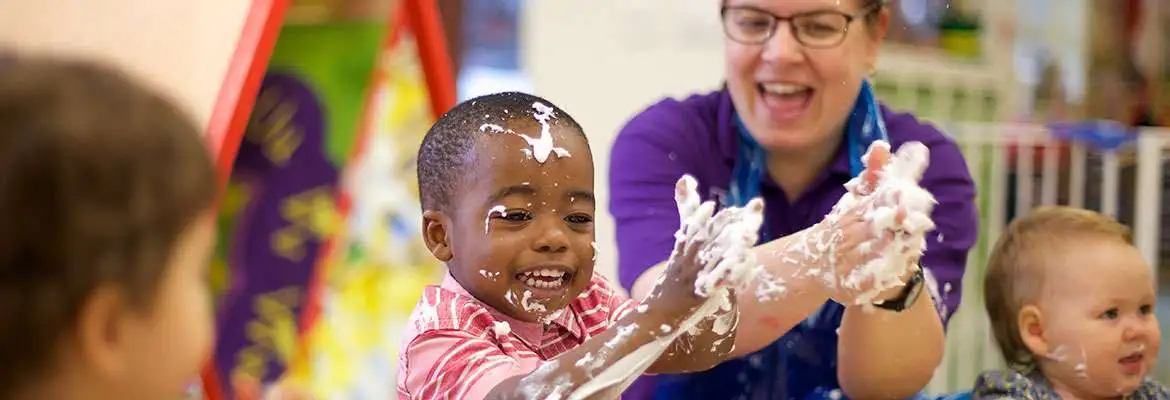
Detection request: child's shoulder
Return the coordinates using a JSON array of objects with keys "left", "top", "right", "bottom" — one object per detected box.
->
[
  {"left": 1132, "top": 378, "right": 1170, "bottom": 399},
  {"left": 971, "top": 369, "right": 1050, "bottom": 399},
  {"left": 406, "top": 284, "right": 498, "bottom": 337}
]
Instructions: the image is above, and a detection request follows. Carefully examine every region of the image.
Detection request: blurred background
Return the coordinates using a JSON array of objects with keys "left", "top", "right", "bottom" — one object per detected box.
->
[{"left": 5, "top": 0, "right": 1170, "bottom": 398}]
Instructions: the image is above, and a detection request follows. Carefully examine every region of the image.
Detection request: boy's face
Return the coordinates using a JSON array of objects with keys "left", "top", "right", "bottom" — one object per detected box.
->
[
  {"left": 1033, "top": 240, "right": 1161, "bottom": 397},
  {"left": 96, "top": 212, "right": 215, "bottom": 398},
  {"left": 430, "top": 119, "right": 596, "bottom": 323}
]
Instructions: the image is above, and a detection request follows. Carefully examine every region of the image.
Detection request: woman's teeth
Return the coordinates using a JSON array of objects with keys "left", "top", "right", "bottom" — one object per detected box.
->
[
  {"left": 761, "top": 83, "right": 811, "bottom": 96},
  {"left": 517, "top": 269, "right": 568, "bottom": 289}
]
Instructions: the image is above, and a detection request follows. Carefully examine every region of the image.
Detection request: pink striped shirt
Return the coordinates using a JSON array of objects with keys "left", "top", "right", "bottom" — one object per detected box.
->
[{"left": 396, "top": 273, "right": 640, "bottom": 400}]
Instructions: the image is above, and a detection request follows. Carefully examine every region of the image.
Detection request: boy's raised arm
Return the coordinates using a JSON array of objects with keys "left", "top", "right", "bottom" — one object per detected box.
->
[{"left": 486, "top": 177, "right": 763, "bottom": 400}]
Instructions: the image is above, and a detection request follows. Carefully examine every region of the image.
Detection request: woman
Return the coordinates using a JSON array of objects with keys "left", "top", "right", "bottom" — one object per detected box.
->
[{"left": 609, "top": 0, "right": 978, "bottom": 399}]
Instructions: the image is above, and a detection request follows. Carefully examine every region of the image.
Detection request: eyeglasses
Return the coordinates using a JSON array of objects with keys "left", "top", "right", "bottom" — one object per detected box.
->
[{"left": 720, "top": 5, "right": 878, "bottom": 49}]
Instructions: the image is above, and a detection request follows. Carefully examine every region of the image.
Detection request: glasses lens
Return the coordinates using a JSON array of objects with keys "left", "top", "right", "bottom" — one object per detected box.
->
[
  {"left": 722, "top": 8, "right": 775, "bottom": 44},
  {"left": 792, "top": 12, "right": 849, "bottom": 47}
]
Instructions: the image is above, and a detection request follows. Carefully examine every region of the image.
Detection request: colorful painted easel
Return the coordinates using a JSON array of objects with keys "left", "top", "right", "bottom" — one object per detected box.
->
[{"left": 202, "top": 0, "right": 454, "bottom": 398}]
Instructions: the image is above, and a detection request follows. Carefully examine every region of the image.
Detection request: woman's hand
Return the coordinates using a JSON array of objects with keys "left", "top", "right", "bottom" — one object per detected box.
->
[{"left": 789, "top": 141, "right": 936, "bottom": 306}]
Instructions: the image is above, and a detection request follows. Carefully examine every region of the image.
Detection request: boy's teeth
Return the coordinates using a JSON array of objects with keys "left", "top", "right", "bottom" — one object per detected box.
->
[
  {"left": 762, "top": 83, "right": 808, "bottom": 95},
  {"left": 518, "top": 269, "right": 569, "bottom": 289},
  {"left": 524, "top": 277, "right": 564, "bottom": 289},
  {"left": 519, "top": 269, "right": 566, "bottom": 279}
]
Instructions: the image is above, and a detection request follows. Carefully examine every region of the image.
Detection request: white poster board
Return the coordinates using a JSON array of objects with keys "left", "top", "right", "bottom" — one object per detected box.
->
[{"left": 0, "top": 0, "right": 256, "bottom": 134}]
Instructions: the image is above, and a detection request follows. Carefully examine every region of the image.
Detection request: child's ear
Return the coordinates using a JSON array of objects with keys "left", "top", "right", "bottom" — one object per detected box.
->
[
  {"left": 1018, "top": 305, "right": 1048, "bottom": 356},
  {"left": 422, "top": 210, "right": 453, "bottom": 262},
  {"left": 76, "top": 285, "right": 130, "bottom": 379}
]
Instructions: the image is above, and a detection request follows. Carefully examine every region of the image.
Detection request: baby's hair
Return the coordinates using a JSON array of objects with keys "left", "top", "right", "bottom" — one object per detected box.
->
[
  {"left": 416, "top": 91, "right": 585, "bottom": 211},
  {"left": 984, "top": 206, "right": 1131, "bottom": 369},
  {"left": 0, "top": 55, "right": 215, "bottom": 393}
]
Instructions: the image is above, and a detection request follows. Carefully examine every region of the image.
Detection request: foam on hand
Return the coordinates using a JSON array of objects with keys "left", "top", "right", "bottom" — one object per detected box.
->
[
  {"left": 559, "top": 175, "right": 763, "bottom": 400},
  {"left": 673, "top": 175, "right": 766, "bottom": 298},
  {"left": 830, "top": 141, "right": 937, "bottom": 305}
]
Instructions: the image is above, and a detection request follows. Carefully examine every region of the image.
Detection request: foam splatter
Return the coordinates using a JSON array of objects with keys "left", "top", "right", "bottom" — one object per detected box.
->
[
  {"left": 826, "top": 141, "right": 937, "bottom": 305},
  {"left": 479, "top": 269, "right": 501, "bottom": 281},
  {"left": 485, "top": 205, "right": 506, "bottom": 234},
  {"left": 492, "top": 321, "right": 511, "bottom": 337},
  {"left": 520, "top": 290, "right": 548, "bottom": 313},
  {"left": 520, "top": 102, "right": 571, "bottom": 163}
]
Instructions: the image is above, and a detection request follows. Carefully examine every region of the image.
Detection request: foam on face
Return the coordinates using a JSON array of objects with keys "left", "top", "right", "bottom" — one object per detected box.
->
[
  {"left": 519, "top": 102, "right": 571, "bottom": 163},
  {"left": 485, "top": 205, "right": 506, "bottom": 234},
  {"left": 520, "top": 290, "right": 548, "bottom": 313},
  {"left": 479, "top": 269, "right": 501, "bottom": 281}
]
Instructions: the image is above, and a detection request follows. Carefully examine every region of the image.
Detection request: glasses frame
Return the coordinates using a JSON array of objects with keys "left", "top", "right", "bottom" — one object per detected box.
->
[{"left": 719, "top": 4, "right": 880, "bottom": 49}]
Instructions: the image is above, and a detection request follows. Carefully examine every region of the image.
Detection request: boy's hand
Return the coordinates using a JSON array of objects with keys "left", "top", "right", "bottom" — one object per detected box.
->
[{"left": 642, "top": 175, "right": 764, "bottom": 324}]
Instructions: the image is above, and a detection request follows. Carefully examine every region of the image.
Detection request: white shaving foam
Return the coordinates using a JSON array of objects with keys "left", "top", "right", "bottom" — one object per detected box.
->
[
  {"left": 519, "top": 102, "right": 571, "bottom": 163},
  {"left": 479, "top": 269, "right": 501, "bottom": 281},
  {"left": 520, "top": 290, "right": 547, "bottom": 313},
  {"left": 823, "top": 141, "right": 938, "bottom": 305},
  {"left": 492, "top": 321, "right": 511, "bottom": 337},
  {"left": 479, "top": 123, "right": 510, "bottom": 134},
  {"left": 560, "top": 175, "right": 759, "bottom": 400},
  {"left": 485, "top": 205, "right": 506, "bottom": 234}
]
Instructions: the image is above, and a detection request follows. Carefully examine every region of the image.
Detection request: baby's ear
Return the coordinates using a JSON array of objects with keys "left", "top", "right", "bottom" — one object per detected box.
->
[
  {"left": 422, "top": 210, "right": 453, "bottom": 262},
  {"left": 1018, "top": 305, "right": 1048, "bottom": 357}
]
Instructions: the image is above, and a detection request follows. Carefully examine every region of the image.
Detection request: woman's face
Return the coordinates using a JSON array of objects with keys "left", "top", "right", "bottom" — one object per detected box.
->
[{"left": 724, "top": 0, "right": 888, "bottom": 152}]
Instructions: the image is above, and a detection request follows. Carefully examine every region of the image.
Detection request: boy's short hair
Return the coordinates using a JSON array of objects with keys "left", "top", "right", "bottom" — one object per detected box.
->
[
  {"left": 0, "top": 55, "right": 216, "bottom": 391},
  {"left": 416, "top": 91, "right": 585, "bottom": 211},
  {"left": 984, "top": 206, "right": 1132, "bottom": 369}
]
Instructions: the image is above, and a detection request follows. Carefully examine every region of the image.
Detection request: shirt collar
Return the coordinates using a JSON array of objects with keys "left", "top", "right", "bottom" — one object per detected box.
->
[{"left": 440, "top": 273, "right": 584, "bottom": 348}]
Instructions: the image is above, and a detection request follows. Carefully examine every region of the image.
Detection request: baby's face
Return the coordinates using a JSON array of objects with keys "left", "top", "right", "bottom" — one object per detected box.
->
[
  {"left": 1037, "top": 240, "right": 1160, "bottom": 397},
  {"left": 445, "top": 116, "right": 596, "bottom": 323}
]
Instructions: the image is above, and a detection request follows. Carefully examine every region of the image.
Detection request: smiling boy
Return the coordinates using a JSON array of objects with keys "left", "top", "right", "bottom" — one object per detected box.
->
[{"left": 396, "top": 92, "right": 755, "bottom": 400}]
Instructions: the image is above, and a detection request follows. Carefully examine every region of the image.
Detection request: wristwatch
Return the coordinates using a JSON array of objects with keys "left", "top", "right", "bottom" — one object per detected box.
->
[{"left": 872, "top": 267, "right": 925, "bottom": 312}]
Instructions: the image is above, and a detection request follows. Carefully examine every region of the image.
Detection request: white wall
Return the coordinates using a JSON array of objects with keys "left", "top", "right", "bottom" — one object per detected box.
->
[
  {"left": 0, "top": 0, "right": 253, "bottom": 130},
  {"left": 522, "top": 0, "right": 727, "bottom": 281}
]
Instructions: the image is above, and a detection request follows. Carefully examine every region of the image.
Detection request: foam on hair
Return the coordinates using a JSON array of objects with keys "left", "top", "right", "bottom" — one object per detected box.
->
[{"left": 416, "top": 91, "right": 585, "bottom": 211}]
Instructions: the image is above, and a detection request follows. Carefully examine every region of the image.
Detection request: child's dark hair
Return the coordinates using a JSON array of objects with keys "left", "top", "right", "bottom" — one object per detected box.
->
[
  {"left": 984, "top": 206, "right": 1131, "bottom": 370},
  {"left": 0, "top": 55, "right": 216, "bottom": 392},
  {"left": 416, "top": 91, "right": 585, "bottom": 211}
]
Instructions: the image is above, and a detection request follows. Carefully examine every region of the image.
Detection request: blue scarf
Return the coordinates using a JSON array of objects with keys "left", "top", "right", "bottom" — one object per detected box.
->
[{"left": 729, "top": 79, "right": 888, "bottom": 209}]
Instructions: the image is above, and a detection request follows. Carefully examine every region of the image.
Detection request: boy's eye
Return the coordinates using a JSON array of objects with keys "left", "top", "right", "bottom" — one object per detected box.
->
[
  {"left": 1139, "top": 304, "right": 1154, "bottom": 315},
  {"left": 564, "top": 214, "right": 593, "bottom": 224},
  {"left": 1099, "top": 308, "right": 1120, "bottom": 320},
  {"left": 496, "top": 210, "right": 533, "bottom": 222}
]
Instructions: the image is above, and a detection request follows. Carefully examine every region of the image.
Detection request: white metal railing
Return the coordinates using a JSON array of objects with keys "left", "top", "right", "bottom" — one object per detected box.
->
[{"left": 926, "top": 122, "right": 1170, "bottom": 393}]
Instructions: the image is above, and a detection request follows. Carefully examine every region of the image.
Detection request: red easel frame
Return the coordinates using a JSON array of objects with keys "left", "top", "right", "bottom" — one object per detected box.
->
[{"left": 200, "top": 0, "right": 454, "bottom": 397}]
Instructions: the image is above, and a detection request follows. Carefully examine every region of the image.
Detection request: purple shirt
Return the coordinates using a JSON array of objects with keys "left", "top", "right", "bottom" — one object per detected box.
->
[{"left": 609, "top": 89, "right": 977, "bottom": 399}]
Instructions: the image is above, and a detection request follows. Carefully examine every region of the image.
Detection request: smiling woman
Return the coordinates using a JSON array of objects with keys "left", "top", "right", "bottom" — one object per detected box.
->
[{"left": 609, "top": 0, "right": 979, "bottom": 399}]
